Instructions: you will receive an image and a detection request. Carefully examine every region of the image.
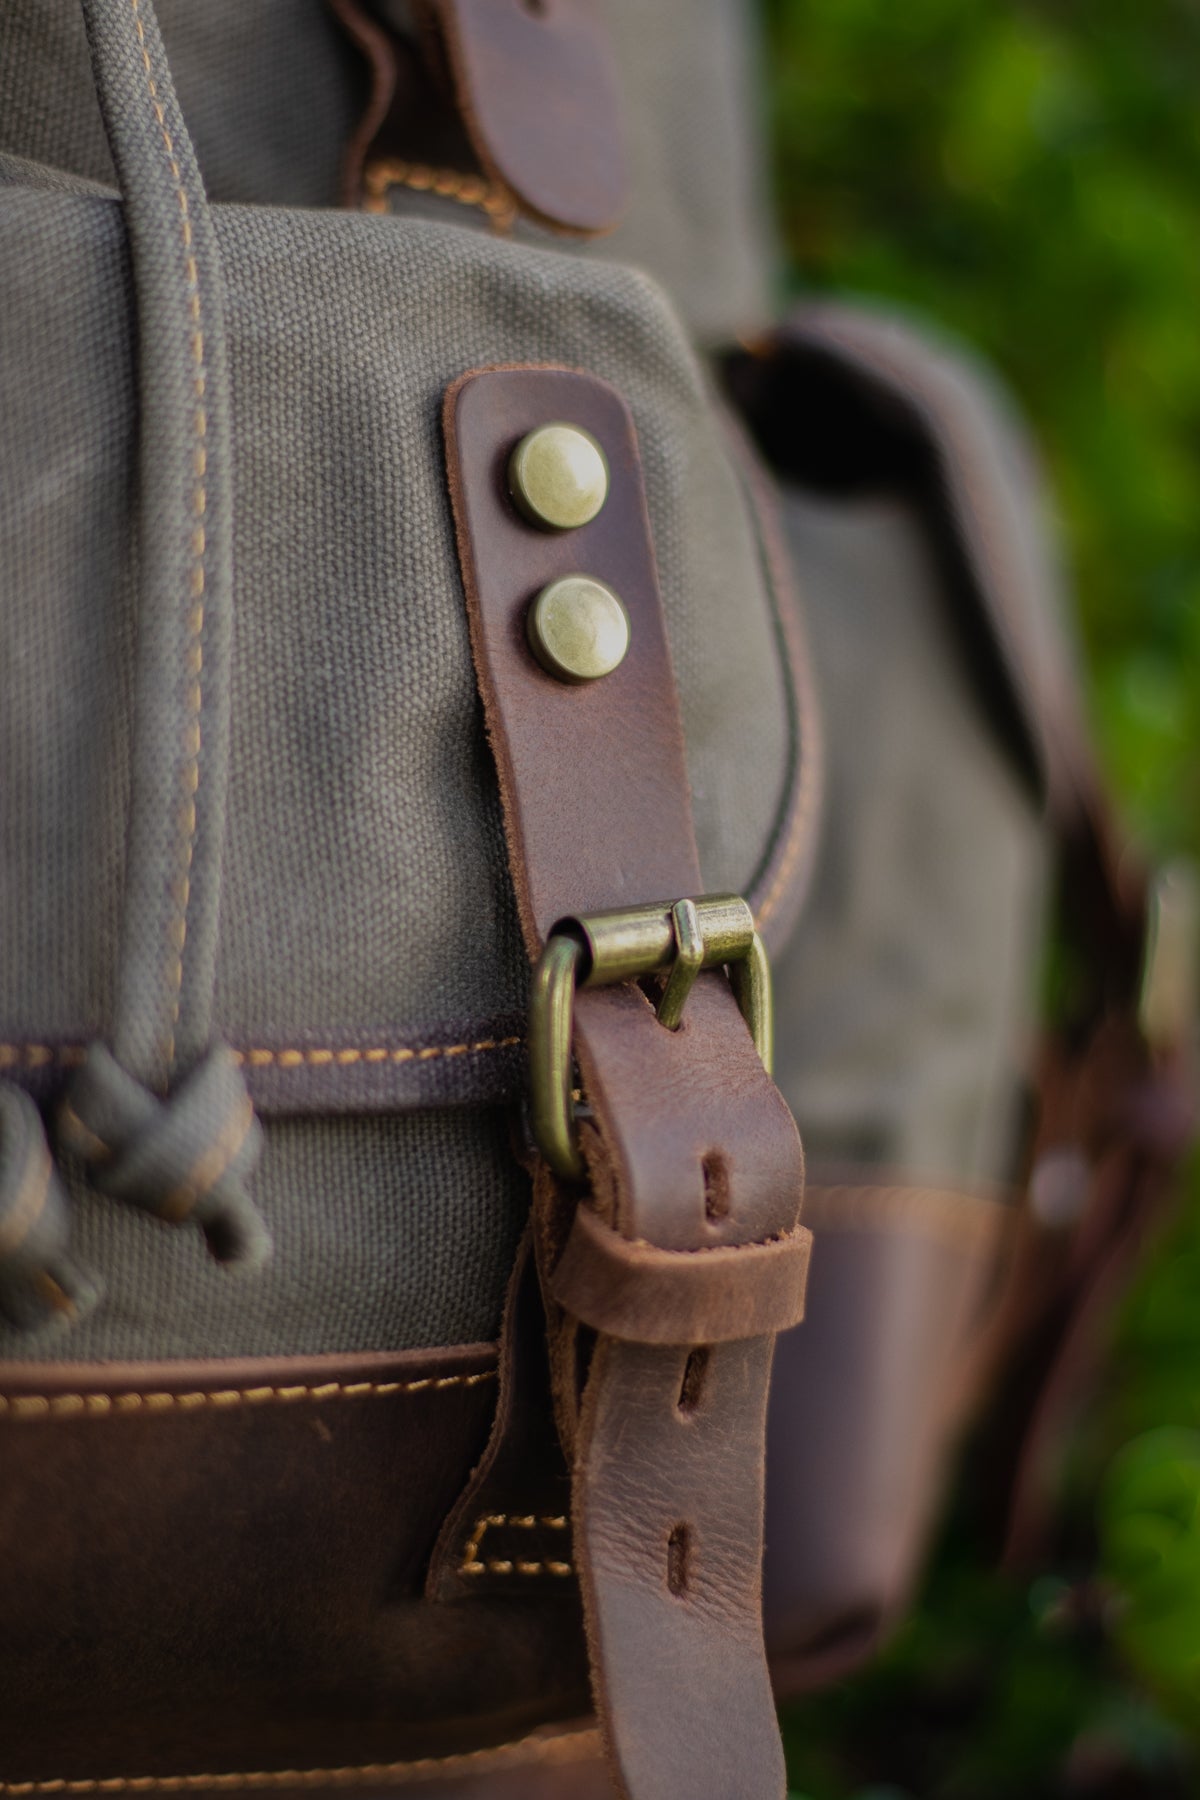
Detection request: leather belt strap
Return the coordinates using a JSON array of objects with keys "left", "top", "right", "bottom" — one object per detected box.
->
[{"left": 444, "top": 365, "right": 806, "bottom": 1799}]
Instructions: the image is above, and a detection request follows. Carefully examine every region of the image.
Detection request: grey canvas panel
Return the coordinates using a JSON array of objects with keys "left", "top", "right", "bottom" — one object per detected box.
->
[
  {"left": 0, "top": 187, "right": 792, "bottom": 1050},
  {"left": 0, "top": 0, "right": 776, "bottom": 344},
  {"left": 0, "top": 1111, "right": 530, "bottom": 1363},
  {"left": 0, "top": 0, "right": 362, "bottom": 211},
  {"left": 771, "top": 487, "right": 1048, "bottom": 1187},
  {"left": 0, "top": 176, "right": 794, "bottom": 1359}
]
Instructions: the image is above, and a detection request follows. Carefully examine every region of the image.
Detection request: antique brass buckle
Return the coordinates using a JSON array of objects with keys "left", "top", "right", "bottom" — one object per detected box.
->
[{"left": 528, "top": 894, "right": 772, "bottom": 1180}]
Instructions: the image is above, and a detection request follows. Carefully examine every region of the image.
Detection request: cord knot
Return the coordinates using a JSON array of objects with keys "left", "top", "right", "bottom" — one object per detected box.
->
[
  {"left": 0, "top": 1083, "right": 98, "bottom": 1329},
  {"left": 59, "top": 1042, "right": 270, "bottom": 1270}
]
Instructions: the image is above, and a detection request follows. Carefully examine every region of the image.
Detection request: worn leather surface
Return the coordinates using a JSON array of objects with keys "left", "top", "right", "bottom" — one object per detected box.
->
[
  {"left": 763, "top": 1181, "right": 1012, "bottom": 1693},
  {"left": 332, "top": 0, "right": 628, "bottom": 236},
  {"left": 446, "top": 362, "right": 804, "bottom": 1799},
  {"left": 444, "top": 366, "right": 697, "bottom": 952},
  {"left": 428, "top": 0, "right": 628, "bottom": 236},
  {"left": 0, "top": 1722, "right": 613, "bottom": 1799},
  {"left": 427, "top": 1232, "right": 579, "bottom": 1604},
  {"left": 550, "top": 1192, "right": 810, "bottom": 1344},
  {"left": 0, "top": 1342, "right": 594, "bottom": 1781}
]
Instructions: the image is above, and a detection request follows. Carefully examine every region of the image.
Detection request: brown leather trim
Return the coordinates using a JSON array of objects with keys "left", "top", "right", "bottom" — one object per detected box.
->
[
  {"left": 445, "top": 362, "right": 798, "bottom": 1799},
  {"left": 0, "top": 1339, "right": 597, "bottom": 1779},
  {"left": 430, "top": 0, "right": 628, "bottom": 237},
  {"left": 427, "top": 1234, "right": 577, "bottom": 1604},
  {"left": 0, "top": 1720, "right": 606, "bottom": 1797},
  {"left": 444, "top": 364, "right": 699, "bottom": 952},
  {"left": 550, "top": 1179, "right": 810, "bottom": 1343}
]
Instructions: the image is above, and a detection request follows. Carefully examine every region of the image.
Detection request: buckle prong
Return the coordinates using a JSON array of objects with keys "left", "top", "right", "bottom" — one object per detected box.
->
[{"left": 528, "top": 894, "right": 773, "bottom": 1180}]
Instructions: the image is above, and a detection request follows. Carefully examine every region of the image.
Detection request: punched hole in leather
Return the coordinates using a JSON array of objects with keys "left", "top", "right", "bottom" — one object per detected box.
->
[{"left": 443, "top": 363, "right": 810, "bottom": 1800}]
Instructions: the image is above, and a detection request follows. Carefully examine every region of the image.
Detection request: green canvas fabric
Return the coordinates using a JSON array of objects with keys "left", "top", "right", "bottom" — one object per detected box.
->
[
  {"left": 0, "top": 178, "right": 794, "bottom": 1359},
  {"left": 0, "top": 0, "right": 777, "bottom": 345},
  {"left": 0, "top": 2, "right": 1056, "bottom": 1368}
]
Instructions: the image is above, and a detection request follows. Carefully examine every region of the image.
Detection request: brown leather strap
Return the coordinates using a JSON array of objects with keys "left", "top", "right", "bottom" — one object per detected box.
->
[
  {"left": 330, "top": 0, "right": 628, "bottom": 236},
  {"left": 432, "top": 0, "right": 628, "bottom": 236},
  {"left": 550, "top": 1204, "right": 811, "bottom": 1344},
  {"left": 445, "top": 364, "right": 804, "bottom": 1799}
]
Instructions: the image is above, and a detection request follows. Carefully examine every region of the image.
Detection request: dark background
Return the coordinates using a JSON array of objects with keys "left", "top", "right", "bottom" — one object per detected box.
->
[{"left": 763, "top": 3, "right": 1200, "bottom": 1792}]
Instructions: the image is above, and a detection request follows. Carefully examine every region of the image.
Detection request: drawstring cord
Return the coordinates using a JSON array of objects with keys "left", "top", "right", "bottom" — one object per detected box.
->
[{"left": 0, "top": 0, "right": 269, "bottom": 1328}]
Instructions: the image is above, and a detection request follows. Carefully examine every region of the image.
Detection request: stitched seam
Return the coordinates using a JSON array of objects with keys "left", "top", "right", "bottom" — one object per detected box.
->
[
  {"left": 0, "top": 1047, "right": 85, "bottom": 1072},
  {"left": 362, "top": 158, "right": 517, "bottom": 227},
  {"left": 130, "top": 0, "right": 207, "bottom": 1074},
  {"left": 459, "top": 1512, "right": 573, "bottom": 1579},
  {"left": 0, "top": 1038, "right": 523, "bottom": 1072},
  {"left": 737, "top": 432, "right": 822, "bottom": 933},
  {"left": 0, "top": 1368, "right": 496, "bottom": 1422},
  {"left": 0, "top": 1724, "right": 601, "bottom": 1793},
  {"left": 238, "top": 1036, "right": 522, "bottom": 1070}
]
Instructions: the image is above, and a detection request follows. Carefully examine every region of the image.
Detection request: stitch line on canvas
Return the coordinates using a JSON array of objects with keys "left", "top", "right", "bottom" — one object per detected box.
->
[
  {"left": 363, "top": 158, "right": 518, "bottom": 230},
  {"left": 0, "top": 1368, "right": 496, "bottom": 1423}
]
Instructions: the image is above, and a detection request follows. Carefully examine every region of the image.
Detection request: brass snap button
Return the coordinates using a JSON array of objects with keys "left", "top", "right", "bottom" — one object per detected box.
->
[
  {"left": 527, "top": 576, "right": 630, "bottom": 684},
  {"left": 509, "top": 423, "right": 609, "bottom": 530}
]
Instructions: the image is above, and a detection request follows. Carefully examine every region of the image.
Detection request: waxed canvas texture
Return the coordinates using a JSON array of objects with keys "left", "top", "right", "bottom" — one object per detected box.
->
[
  {"left": 771, "top": 489, "right": 1047, "bottom": 1187},
  {"left": 0, "top": 0, "right": 776, "bottom": 345},
  {"left": 0, "top": 2, "right": 1053, "bottom": 1372},
  {"left": 0, "top": 180, "right": 793, "bottom": 1360}
]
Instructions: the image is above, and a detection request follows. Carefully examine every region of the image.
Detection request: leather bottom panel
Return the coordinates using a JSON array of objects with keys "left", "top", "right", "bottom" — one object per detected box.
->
[
  {"left": 0, "top": 1721, "right": 612, "bottom": 1799},
  {"left": 0, "top": 1346, "right": 589, "bottom": 1781},
  {"left": 763, "top": 1182, "right": 1011, "bottom": 1692}
]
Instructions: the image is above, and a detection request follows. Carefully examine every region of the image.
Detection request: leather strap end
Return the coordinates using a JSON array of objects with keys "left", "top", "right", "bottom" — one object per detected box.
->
[{"left": 549, "top": 1203, "right": 812, "bottom": 1344}]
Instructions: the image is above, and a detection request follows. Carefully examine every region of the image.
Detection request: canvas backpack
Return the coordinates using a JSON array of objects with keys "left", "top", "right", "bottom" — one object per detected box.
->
[{"left": 0, "top": 3, "right": 1192, "bottom": 1796}]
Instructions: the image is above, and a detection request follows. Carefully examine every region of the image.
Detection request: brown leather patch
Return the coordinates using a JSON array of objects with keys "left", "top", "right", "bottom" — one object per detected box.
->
[
  {"left": 433, "top": 0, "right": 628, "bottom": 236},
  {"left": 0, "top": 1343, "right": 591, "bottom": 1781},
  {"left": 444, "top": 364, "right": 697, "bottom": 953}
]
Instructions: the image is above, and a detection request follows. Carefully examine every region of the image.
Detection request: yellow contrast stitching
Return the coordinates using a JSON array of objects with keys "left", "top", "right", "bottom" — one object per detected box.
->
[
  {"left": 130, "top": 0, "right": 207, "bottom": 1073},
  {"left": 0, "top": 1723, "right": 601, "bottom": 1793},
  {"left": 0, "top": 1038, "right": 522, "bottom": 1073},
  {"left": 458, "top": 1512, "right": 573, "bottom": 1579},
  {"left": 236, "top": 1036, "right": 523, "bottom": 1069},
  {"left": 362, "top": 158, "right": 518, "bottom": 230},
  {"left": 0, "top": 1368, "right": 496, "bottom": 1423}
]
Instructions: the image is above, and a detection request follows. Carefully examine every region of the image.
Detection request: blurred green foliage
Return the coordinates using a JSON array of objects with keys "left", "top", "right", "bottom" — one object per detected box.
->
[
  {"left": 763, "top": 1, "right": 1200, "bottom": 1791},
  {"left": 764, "top": 0, "right": 1200, "bottom": 862}
]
